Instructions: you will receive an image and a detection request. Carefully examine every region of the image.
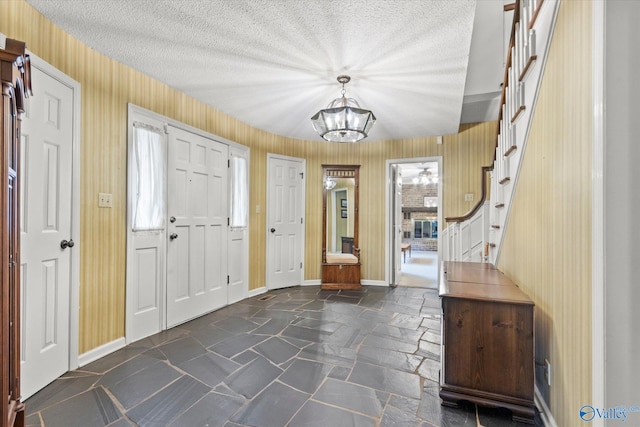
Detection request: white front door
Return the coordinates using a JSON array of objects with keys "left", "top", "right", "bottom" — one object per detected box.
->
[
  {"left": 166, "top": 127, "right": 228, "bottom": 327},
  {"left": 390, "top": 164, "right": 403, "bottom": 286},
  {"left": 266, "top": 155, "right": 305, "bottom": 290},
  {"left": 20, "top": 65, "right": 74, "bottom": 398}
]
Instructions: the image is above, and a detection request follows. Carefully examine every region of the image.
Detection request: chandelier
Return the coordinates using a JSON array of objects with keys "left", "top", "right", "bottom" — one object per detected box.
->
[
  {"left": 311, "top": 75, "right": 376, "bottom": 143},
  {"left": 413, "top": 168, "right": 439, "bottom": 185}
]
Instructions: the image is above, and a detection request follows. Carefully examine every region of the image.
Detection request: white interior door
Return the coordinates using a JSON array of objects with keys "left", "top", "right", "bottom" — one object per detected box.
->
[
  {"left": 390, "top": 165, "right": 403, "bottom": 285},
  {"left": 20, "top": 65, "right": 74, "bottom": 398},
  {"left": 167, "top": 127, "right": 228, "bottom": 327},
  {"left": 266, "top": 155, "right": 305, "bottom": 290}
]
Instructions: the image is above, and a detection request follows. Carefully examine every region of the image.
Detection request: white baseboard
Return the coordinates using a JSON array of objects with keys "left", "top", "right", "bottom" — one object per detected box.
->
[
  {"left": 535, "top": 385, "right": 558, "bottom": 427},
  {"left": 361, "top": 280, "right": 388, "bottom": 287},
  {"left": 78, "top": 337, "right": 126, "bottom": 367},
  {"left": 302, "top": 280, "right": 321, "bottom": 286}
]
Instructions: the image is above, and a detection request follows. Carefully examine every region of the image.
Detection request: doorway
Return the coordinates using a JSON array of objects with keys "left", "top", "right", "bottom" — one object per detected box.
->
[
  {"left": 266, "top": 154, "right": 306, "bottom": 290},
  {"left": 386, "top": 157, "right": 442, "bottom": 289},
  {"left": 20, "top": 55, "right": 81, "bottom": 399}
]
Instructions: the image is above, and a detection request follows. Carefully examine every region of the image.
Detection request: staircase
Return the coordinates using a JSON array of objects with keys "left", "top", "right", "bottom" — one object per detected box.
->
[{"left": 443, "top": 0, "right": 560, "bottom": 264}]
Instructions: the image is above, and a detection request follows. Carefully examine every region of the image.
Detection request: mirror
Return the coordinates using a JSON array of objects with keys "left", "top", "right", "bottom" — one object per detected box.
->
[{"left": 322, "top": 165, "right": 361, "bottom": 289}]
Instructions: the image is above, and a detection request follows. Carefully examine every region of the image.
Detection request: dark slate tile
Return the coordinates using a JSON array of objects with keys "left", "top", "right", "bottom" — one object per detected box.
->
[
  {"left": 417, "top": 340, "right": 441, "bottom": 361},
  {"left": 313, "top": 378, "right": 384, "bottom": 418},
  {"left": 178, "top": 352, "right": 241, "bottom": 388},
  {"left": 328, "top": 365, "right": 352, "bottom": 381},
  {"left": 422, "top": 329, "right": 441, "bottom": 344},
  {"left": 230, "top": 381, "right": 308, "bottom": 426},
  {"left": 209, "top": 334, "right": 268, "bottom": 358},
  {"left": 268, "top": 300, "right": 310, "bottom": 310},
  {"left": 214, "top": 316, "right": 262, "bottom": 334},
  {"left": 252, "top": 318, "right": 291, "bottom": 335},
  {"left": 190, "top": 324, "right": 235, "bottom": 347},
  {"left": 291, "top": 317, "right": 343, "bottom": 333},
  {"left": 279, "top": 359, "right": 332, "bottom": 394},
  {"left": 254, "top": 336, "right": 300, "bottom": 365},
  {"left": 373, "top": 324, "right": 425, "bottom": 342},
  {"left": 224, "top": 355, "right": 283, "bottom": 398},
  {"left": 141, "top": 347, "right": 167, "bottom": 361},
  {"left": 126, "top": 375, "right": 211, "bottom": 426},
  {"left": 327, "top": 294, "right": 362, "bottom": 305},
  {"left": 322, "top": 325, "right": 367, "bottom": 349},
  {"left": 380, "top": 404, "right": 427, "bottom": 427},
  {"left": 388, "top": 394, "right": 421, "bottom": 414},
  {"left": 250, "top": 309, "right": 299, "bottom": 322},
  {"left": 25, "top": 375, "right": 99, "bottom": 413},
  {"left": 40, "top": 387, "right": 121, "bottom": 427},
  {"left": 97, "top": 353, "right": 162, "bottom": 389},
  {"left": 281, "top": 336, "right": 312, "bottom": 348},
  {"left": 357, "top": 345, "right": 423, "bottom": 373},
  {"left": 297, "top": 300, "right": 328, "bottom": 311},
  {"left": 109, "top": 361, "right": 182, "bottom": 409},
  {"left": 417, "top": 380, "right": 477, "bottom": 426},
  {"left": 298, "top": 343, "right": 357, "bottom": 368},
  {"left": 289, "top": 400, "right": 376, "bottom": 427},
  {"left": 168, "top": 391, "right": 244, "bottom": 427},
  {"left": 388, "top": 313, "right": 424, "bottom": 329},
  {"left": 25, "top": 413, "right": 41, "bottom": 427},
  {"left": 360, "top": 334, "right": 419, "bottom": 353},
  {"left": 134, "top": 328, "right": 189, "bottom": 350},
  {"left": 421, "top": 316, "right": 441, "bottom": 331},
  {"left": 103, "top": 419, "right": 134, "bottom": 427},
  {"left": 281, "top": 324, "right": 332, "bottom": 343},
  {"left": 417, "top": 357, "right": 441, "bottom": 382},
  {"left": 358, "top": 309, "right": 395, "bottom": 323},
  {"left": 81, "top": 346, "right": 147, "bottom": 374},
  {"left": 231, "top": 349, "right": 260, "bottom": 365},
  {"left": 348, "top": 362, "right": 422, "bottom": 399},
  {"left": 157, "top": 336, "right": 207, "bottom": 365}
]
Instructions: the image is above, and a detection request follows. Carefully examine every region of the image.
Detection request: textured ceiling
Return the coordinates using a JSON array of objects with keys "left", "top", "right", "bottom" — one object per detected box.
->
[{"left": 26, "top": 0, "right": 506, "bottom": 142}]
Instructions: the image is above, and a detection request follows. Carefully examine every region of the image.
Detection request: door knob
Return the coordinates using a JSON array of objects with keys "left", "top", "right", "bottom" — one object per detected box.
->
[
  {"left": 60, "top": 239, "right": 75, "bottom": 249},
  {"left": 169, "top": 216, "right": 176, "bottom": 223},
  {"left": 169, "top": 233, "right": 178, "bottom": 240},
  {"left": 270, "top": 228, "right": 276, "bottom": 233}
]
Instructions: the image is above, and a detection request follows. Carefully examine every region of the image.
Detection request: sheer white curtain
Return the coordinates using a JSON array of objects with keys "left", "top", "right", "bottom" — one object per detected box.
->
[
  {"left": 230, "top": 154, "right": 248, "bottom": 228},
  {"left": 133, "top": 125, "right": 165, "bottom": 231}
]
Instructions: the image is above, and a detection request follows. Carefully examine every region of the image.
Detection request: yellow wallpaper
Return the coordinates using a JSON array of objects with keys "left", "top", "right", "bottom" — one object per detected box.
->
[
  {"left": 497, "top": 1, "right": 592, "bottom": 426},
  {"left": 1, "top": 0, "right": 495, "bottom": 353}
]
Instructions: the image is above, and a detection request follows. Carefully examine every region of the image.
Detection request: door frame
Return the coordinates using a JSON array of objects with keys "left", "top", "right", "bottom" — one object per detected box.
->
[
  {"left": 384, "top": 156, "right": 443, "bottom": 286},
  {"left": 27, "top": 51, "right": 82, "bottom": 371},
  {"left": 265, "top": 153, "right": 306, "bottom": 290}
]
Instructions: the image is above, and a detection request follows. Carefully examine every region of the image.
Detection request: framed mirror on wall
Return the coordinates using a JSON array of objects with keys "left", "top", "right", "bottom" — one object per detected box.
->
[{"left": 321, "top": 165, "right": 361, "bottom": 290}]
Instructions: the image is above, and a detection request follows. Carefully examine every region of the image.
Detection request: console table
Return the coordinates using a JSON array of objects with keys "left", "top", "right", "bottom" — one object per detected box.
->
[{"left": 439, "top": 261, "right": 535, "bottom": 423}]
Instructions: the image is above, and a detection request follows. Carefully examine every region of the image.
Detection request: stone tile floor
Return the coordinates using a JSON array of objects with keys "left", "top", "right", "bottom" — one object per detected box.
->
[{"left": 24, "top": 286, "right": 542, "bottom": 427}]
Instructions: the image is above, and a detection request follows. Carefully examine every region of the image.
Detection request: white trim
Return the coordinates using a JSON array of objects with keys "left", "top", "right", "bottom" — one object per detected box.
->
[
  {"left": 361, "top": 280, "right": 388, "bottom": 287},
  {"left": 265, "top": 153, "right": 306, "bottom": 291},
  {"left": 77, "top": 337, "right": 126, "bottom": 367},
  {"left": 302, "top": 280, "right": 321, "bottom": 286},
  {"left": 26, "top": 52, "right": 82, "bottom": 371},
  {"left": 247, "top": 286, "right": 268, "bottom": 298},
  {"left": 384, "top": 156, "right": 443, "bottom": 286},
  {"left": 535, "top": 385, "right": 559, "bottom": 427},
  {"left": 591, "top": 1, "right": 606, "bottom": 423}
]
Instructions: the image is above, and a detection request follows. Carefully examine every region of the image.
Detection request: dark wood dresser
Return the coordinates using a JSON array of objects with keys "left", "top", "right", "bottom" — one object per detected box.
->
[{"left": 439, "top": 261, "right": 535, "bottom": 423}]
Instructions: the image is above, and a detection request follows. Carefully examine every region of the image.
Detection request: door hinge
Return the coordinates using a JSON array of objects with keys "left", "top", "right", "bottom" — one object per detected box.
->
[
  {"left": 300, "top": 218, "right": 303, "bottom": 224},
  {"left": 300, "top": 262, "right": 302, "bottom": 269},
  {"left": 299, "top": 172, "right": 304, "bottom": 179},
  {"left": 228, "top": 217, "right": 230, "bottom": 226},
  {"left": 228, "top": 275, "right": 230, "bottom": 284}
]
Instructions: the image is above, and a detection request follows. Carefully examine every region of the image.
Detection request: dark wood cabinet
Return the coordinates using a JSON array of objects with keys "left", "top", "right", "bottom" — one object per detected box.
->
[
  {"left": 1, "top": 38, "right": 30, "bottom": 427},
  {"left": 439, "top": 261, "right": 535, "bottom": 423}
]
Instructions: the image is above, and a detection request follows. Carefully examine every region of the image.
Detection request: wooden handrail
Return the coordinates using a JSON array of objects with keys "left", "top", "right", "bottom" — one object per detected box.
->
[{"left": 445, "top": 165, "right": 493, "bottom": 223}]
